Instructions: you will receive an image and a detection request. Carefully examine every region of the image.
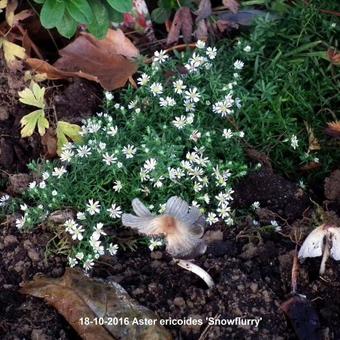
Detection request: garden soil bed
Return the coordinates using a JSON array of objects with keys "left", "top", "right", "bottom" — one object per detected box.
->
[{"left": 1, "top": 170, "right": 340, "bottom": 339}]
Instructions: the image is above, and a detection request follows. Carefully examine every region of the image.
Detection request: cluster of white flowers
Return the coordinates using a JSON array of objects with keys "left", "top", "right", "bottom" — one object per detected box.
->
[{"left": 17, "top": 41, "right": 256, "bottom": 271}]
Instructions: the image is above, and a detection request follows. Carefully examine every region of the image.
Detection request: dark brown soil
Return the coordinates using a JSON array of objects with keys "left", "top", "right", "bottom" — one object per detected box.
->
[{"left": 1, "top": 170, "right": 340, "bottom": 339}]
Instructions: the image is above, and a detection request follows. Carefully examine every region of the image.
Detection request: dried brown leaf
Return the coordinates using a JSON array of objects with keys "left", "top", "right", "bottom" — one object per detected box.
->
[
  {"left": 26, "top": 58, "right": 99, "bottom": 82},
  {"left": 325, "top": 120, "right": 340, "bottom": 138},
  {"left": 53, "top": 29, "right": 139, "bottom": 90},
  {"left": 167, "top": 7, "right": 193, "bottom": 45},
  {"left": 194, "top": 20, "right": 208, "bottom": 41},
  {"left": 222, "top": 0, "right": 239, "bottom": 13},
  {"left": 20, "top": 269, "right": 172, "bottom": 340},
  {"left": 195, "top": 0, "right": 212, "bottom": 22},
  {"left": 41, "top": 127, "right": 57, "bottom": 158},
  {"left": 304, "top": 121, "right": 321, "bottom": 152}
]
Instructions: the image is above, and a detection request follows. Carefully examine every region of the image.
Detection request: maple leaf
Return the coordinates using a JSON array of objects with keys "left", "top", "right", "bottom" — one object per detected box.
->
[
  {"left": 0, "top": 0, "right": 7, "bottom": 13},
  {"left": 56, "top": 121, "right": 82, "bottom": 155},
  {"left": 18, "top": 82, "right": 48, "bottom": 137},
  {"left": 18, "top": 82, "right": 45, "bottom": 108},
  {"left": 0, "top": 38, "right": 26, "bottom": 67},
  {"left": 20, "top": 109, "right": 49, "bottom": 137}
]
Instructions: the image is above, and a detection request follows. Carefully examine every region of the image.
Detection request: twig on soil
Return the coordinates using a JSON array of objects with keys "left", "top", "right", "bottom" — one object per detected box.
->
[
  {"left": 291, "top": 246, "right": 299, "bottom": 294},
  {"left": 198, "top": 313, "right": 220, "bottom": 340},
  {"left": 175, "top": 259, "right": 215, "bottom": 288}
]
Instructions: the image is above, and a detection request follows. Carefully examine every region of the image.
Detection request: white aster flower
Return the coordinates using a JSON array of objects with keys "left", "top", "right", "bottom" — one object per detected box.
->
[
  {"left": 102, "top": 153, "right": 117, "bottom": 165},
  {"left": 196, "top": 40, "right": 206, "bottom": 49},
  {"left": 107, "top": 243, "right": 119, "bottom": 255},
  {"left": 207, "top": 212, "right": 218, "bottom": 225},
  {"left": 190, "top": 130, "right": 201, "bottom": 142},
  {"left": 233, "top": 60, "right": 244, "bottom": 70},
  {"left": 29, "top": 181, "right": 37, "bottom": 189},
  {"left": 113, "top": 180, "right": 122, "bottom": 192},
  {"left": 185, "top": 87, "right": 201, "bottom": 103},
  {"left": 172, "top": 115, "right": 187, "bottom": 129},
  {"left": 70, "top": 224, "right": 85, "bottom": 241},
  {"left": 77, "top": 145, "right": 92, "bottom": 158},
  {"left": 128, "top": 99, "right": 137, "bottom": 109},
  {"left": 217, "top": 205, "right": 231, "bottom": 219},
  {"left": 20, "top": 203, "right": 28, "bottom": 211},
  {"left": 107, "top": 126, "right": 118, "bottom": 137},
  {"left": 75, "top": 252, "right": 84, "bottom": 260},
  {"left": 39, "top": 181, "right": 46, "bottom": 189},
  {"left": 86, "top": 199, "right": 101, "bottom": 215},
  {"left": 105, "top": 92, "right": 113, "bottom": 101},
  {"left": 0, "top": 194, "right": 10, "bottom": 207},
  {"left": 166, "top": 96, "right": 176, "bottom": 107},
  {"left": 183, "top": 100, "right": 195, "bottom": 113},
  {"left": 290, "top": 135, "right": 299, "bottom": 149},
  {"left": 173, "top": 79, "right": 186, "bottom": 94},
  {"left": 52, "top": 166, "right": 67, "bottom": 178},
  {"left": 223, "top": 129, "right": 233, "bottom": 139},
  {"left": 185, "top": 60, "right": 198, "bottom": 73},
  {"left": 77, "top": 212, "right": 86, "bottom": 220},
  {"left": 52, "top": 190, "right": 58, "bottom": 196},
  {"left": 98, "top": 142, "right": 106, "bottom": 150},
  {"left": 153, "top": 50, "right": 168, "bottom": 64},
  {"left": 107, "top": 203, "right": 122, "bottom": 218},
  {"left": 42, "top": 172, "right": 50, "bottom": 180},
  {"left": 83, "top": 257, "right": 95, "bottom": 271},
  {"left": 252, "top": 201, "right": 260, "bottom": 210},
  {"left": 64, "top": 218, "right": 78, "bottom": 233},
  {"left": 150, "top": 82, "right": 163, "bottom": 96},
  {"left": 93, "top": 222, "right": 107, "bottom": 239},
  {"left": 122, "top": 144, "right": 137, "bottom": 159},
  {"left": 60, "top": 149, "right": 74, "bottom": 162},
  {"left": 144, "top": 158, "right": 157, "bottom": 172},
  {"left": 153, "top": 177, "right": 164, "bottom": 188},
  {"left": 68, "top": 257, "right": 78, "bottom": 267},
  {"left": 206, "top": 46, "right": 217, "bottom": 59},
  {"left": 16, "top": 216, "right": 26, "bottom": 229},
  {"left": 137, "top": 73, "right": 150, "bottom": 86},
  {"left": 148, "top": 238, "right": 164, "bottom": 251},
  {"left": 243, "top": 45, "right": 251, "bottom": 52}
]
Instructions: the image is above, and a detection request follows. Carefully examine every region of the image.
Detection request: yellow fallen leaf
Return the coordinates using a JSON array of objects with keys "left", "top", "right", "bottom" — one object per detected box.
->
[
  {"left": 20, "top": 109, "right": 49, "bottom": 137},
  {"left": 0, "top": 38, "right": 26, "bottom": 67},
  {"left": 6, "top": 0, "right": 18, "bottom": 26},
  {"left": 0, "top": 0, "right": 7, "bottom": 12},
  {"left": 56, "top": 121, "right": 82, "bottom": 155},
  {"left": 18, "top": 82, "right": 45, "bottom": 109}
]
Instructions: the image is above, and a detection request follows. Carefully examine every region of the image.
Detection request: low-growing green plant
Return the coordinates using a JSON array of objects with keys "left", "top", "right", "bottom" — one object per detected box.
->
[
  {"left": 7, "top": 41, "right": 255, "bottom": 270},
  {"left": 32, "top": 0, "right": 132, "bottom": 38},
  {"left": 230, "top": 1, "right": 339, "bottom": 180}
]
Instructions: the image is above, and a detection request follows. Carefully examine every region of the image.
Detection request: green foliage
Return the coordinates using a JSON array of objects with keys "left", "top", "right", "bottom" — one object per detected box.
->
[
  {"left": 151, "top": 0, "right": 194, "bottom": 24},
  {"left": 230, "top": 1, "right": 340, "bottom": 180},
  {"left": 14, "top": 43, "right": 250, "bottom": 269},
  {"left": 33, "top": 0, "right": 132, "bottom": 39}
]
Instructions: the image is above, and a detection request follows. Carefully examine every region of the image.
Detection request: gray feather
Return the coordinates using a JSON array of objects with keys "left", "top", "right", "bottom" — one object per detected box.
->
[
  {"left": 132, "top": 198, "right": 152, "bottom": 217},
  {"left": 165, "top": 196, "right": 189, "bottom": 219}
]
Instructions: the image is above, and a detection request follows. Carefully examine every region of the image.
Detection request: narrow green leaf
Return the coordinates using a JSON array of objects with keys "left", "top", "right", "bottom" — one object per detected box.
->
[
  {"left": 106, "top": 0, "right": 132, "bottom": 14},
  {"left": 66, "top": 0, "right": 94, "bottom": 24},
  {"left": 40, "top": 0, "right": 65, "bottom": 29}
]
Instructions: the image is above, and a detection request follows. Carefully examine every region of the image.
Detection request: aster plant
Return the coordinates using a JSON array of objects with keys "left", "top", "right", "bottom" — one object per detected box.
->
[{"left": 7, "top": 40, "right": 251, "bottom": 271}]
